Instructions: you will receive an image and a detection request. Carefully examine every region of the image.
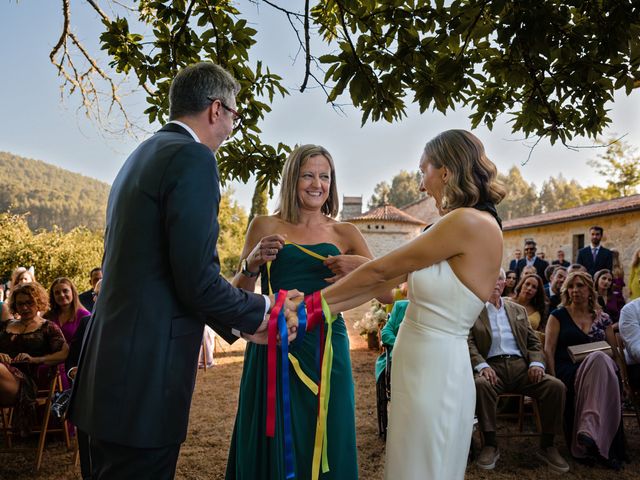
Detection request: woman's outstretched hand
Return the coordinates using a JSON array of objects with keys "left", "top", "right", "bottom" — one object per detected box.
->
[{"left": 323, "top": 255, "right": 370, "bottom": 283}]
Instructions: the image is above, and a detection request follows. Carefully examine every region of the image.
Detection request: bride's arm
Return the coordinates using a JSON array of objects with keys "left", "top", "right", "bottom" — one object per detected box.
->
[{"left": 322, "top": 209, "right": 487, "bottom": 314}]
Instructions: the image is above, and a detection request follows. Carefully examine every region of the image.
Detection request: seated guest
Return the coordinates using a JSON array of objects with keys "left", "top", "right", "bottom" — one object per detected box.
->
[
  {"left": 375, "top": 299, "right": 409, "bottom": 383},
  {"left": 567, "top": 263, "right": 588, "bottom": 275},
  {"left": 594, "top": 269, "right": 625, "bottom": 325},
  {"left": 43, "top": 278, "right": 90, "bottom": 389},
  {"left": 545, "top": 271, "right": 624, "bottom": 469},
  {"left": 543, "top": 264, "right": 558, "bottom": 297},
  {"left": 548, "top": 267, "right": 568, "bottom": 311},
  {"left": 509, "top": 249, "right": 522, "bottom": 272},
  {"left": 611, "top": 250, "right": 625, "bottom": 300},
  {"left": 469, "top": 270, "right": 568, "bottom": 473},
  {"left": 78, "top": 267, "right": 102, "bottom": 312},
  {"left": 576, "top": 226, "right": 613, "bottom": 277},
  {"left": 630, "top": 248, "right": 640, "bottom": 300},
  {"left": 0, "top": 282, "right": 68, "bottom": 436},
  {"left": 514, "top": 274, "right": 548, "bottom": 333},
  {"left": 10, "top": 266, "right": 36, "bottom": 291},
  {"left": 503, "top": 270, "right": 518, "bottom": 299},
  {"left": 521, "top": 265, "right": 537, "bottom": 278},
  {"left": 552, "top": 249, "right": 570, "bottom": 268},
  {"left": 516, "top": 240, "right": 549, "bottom": 279},
  {"left": 619, "top": 298, "right": 640, "bottom": 388}
]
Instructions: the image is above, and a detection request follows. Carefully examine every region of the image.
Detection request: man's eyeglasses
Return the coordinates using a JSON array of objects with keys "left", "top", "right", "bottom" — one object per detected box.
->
[{"left": 207, "top": 97, "right": 242, "bottom": 127}]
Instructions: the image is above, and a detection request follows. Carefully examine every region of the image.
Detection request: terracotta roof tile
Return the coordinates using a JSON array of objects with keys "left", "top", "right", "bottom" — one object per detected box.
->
[
  {"left": 503, "top": 194, "right": 640, "bottom": 230},
  {"left": 349, "top": 204, "right": 426, "bottom": 225}
]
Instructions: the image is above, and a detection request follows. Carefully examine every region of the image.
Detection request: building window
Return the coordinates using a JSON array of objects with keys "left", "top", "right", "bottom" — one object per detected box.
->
[{"left": 572, "top": 234, "right": 584, "bottom": 263}]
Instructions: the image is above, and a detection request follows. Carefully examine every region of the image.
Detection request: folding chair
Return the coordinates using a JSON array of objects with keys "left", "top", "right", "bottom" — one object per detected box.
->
[
  {"left": 495, "top": 393, "right": 542, "bottom": 437},
  {"left": 612, "top": 331, "right": 640, "bottom": 429},
  {"left": 0, "top": 365, "right": 71, "bottom": 470},
  {"left": 376, "top": 344, "right": 392, "bottom": 439}
]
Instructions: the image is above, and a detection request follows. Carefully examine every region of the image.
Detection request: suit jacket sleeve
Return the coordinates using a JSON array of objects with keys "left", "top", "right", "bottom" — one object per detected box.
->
[
  {"left": 467, "top": 312, "right": 488, "bottom": 369},
  {"left": 162, "top": 143, "right": 265, "bottom": 342}
]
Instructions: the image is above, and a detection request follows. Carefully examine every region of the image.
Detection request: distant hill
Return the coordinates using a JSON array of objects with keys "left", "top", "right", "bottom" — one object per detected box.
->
[{"left": 0, "top": 152, "right": 110, "bottom": 231}]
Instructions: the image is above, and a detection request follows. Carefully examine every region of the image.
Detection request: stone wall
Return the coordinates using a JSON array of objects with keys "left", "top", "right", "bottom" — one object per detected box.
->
[
  {"left": 349, "top": 221, "right": 422, "bottom": 257},
  {"left": 503, "top": 210, "right": 640, "bottom": 288},
  {"left": 402, "top": 197, "right": 440, "bottom": 225}
]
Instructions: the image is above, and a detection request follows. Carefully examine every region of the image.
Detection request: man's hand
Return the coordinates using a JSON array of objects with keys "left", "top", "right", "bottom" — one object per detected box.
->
[
  {"left": 479, "top": 366, "right": 498, "bottom": 386},
  {"left": 323, "top": 255, "right": 369, "bottom": 283},
  {"left": 250, "top": 290, "right": 303, "bottom": 344},
  {"left": 528, "top": 366, "right": 545, "bottom": 384},
  {"left": 0, "top": 353, "right": 11, "bottom": 364}
]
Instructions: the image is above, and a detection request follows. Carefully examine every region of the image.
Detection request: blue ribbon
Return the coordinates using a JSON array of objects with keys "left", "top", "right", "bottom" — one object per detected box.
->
[
  {"left": 293, "top": 300, "right": 307, "bottom": 349},
  {"left": 278, "top": 301, "right": 296, "bottom": 479}
]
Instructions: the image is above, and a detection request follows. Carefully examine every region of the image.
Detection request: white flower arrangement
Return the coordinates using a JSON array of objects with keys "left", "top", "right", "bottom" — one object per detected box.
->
[{"left": 354, "top": 300, "right": 388, "bottom": 336}]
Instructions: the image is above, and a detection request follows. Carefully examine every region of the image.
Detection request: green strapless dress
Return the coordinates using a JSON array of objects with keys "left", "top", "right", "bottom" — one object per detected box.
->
[{"left": 225, "top": 243, "right": 358, "bottom": 479}]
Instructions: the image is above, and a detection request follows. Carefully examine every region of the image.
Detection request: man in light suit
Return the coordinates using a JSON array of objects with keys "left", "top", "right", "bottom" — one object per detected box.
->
[
  {"left": 576, "top": 226, "right": 613, "bottom": 277},
  {"left": 515, "top": 240, "right": 549, "bottom": 280},
  {"left": 469, "top": 270, "right": 568, "bottom": 473},
  {"left": 69, "top": 62, "right": 296, "bottom": 480}
]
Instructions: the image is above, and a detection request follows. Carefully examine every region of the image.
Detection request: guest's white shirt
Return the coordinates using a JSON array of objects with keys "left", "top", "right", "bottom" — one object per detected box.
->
[
  {"left": 475, "top": 297, "right": 545, "bottom": 372},
  {"left": 526, "top": 256, "right": 537, "bottom": 267},
  {"left": 620, "top": 298, "right": 640, "bottom": 364}
]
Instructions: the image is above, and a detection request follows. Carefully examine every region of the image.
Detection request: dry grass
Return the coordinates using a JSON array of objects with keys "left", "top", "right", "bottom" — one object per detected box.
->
[{"left": 1, "top": 304, "right": 638, "bottom": 479}]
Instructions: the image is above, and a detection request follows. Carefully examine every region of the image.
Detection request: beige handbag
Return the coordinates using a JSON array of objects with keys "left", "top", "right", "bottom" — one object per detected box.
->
[{"left": 567, "top": 340, "right": 613, "bottom": 364}]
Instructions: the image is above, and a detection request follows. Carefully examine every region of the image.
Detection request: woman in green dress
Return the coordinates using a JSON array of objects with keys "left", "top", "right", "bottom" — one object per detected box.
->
[{"left": 226, "top": 144, "right": 389, "bottom": 480}]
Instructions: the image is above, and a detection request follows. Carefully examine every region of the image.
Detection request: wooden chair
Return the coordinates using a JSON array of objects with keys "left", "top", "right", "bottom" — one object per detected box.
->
[
  {"left": 0, "top": 365, "right": 71, "bottom": 470},
  {"left": 495, "top": 393, "right": 542, "bottom": 437},
  {"left": 611, "top": 331, "right": 640, "bottom": 429}
]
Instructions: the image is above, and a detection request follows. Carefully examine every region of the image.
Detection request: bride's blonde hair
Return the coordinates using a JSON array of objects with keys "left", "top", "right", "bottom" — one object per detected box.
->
[{"left": 422, "top": 130, "right": 506, "bottom": 212}]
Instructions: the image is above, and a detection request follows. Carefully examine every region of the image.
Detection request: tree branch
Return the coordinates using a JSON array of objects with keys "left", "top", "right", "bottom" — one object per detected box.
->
[{"left": 299, "top": 0, "right": 311, "bottom": 93}]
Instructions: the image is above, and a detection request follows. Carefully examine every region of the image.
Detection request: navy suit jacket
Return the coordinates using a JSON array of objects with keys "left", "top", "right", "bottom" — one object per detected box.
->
[
  {"left": 576, "top": 245, "right": 613, "bottom": 277},
  {"left": 516, "top": 257, "right": 549, "bottom": 280},
  {"left": 68, "top": 123, "right": 265, "bottom": 448}
]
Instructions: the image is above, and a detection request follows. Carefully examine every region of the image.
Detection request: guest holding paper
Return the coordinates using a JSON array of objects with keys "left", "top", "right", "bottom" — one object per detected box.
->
[
  {"left": 226, "top": 144, "right": 389, "bottom": 480},
  {"left": 544, "top": 271, "right": 624, "bottom": 469}
]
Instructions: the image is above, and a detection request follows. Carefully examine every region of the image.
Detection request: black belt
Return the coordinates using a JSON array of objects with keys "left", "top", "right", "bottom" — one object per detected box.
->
[{"left": 488, "top": 354, "right": 521, "bottom": 360}]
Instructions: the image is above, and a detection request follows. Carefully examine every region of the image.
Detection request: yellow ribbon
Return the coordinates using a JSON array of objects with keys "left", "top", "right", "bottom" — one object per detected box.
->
[
  {"left": 311, "top": 294, "right": 336, "bottom": 478},
  {"left": 288, "top": 353, "right": 318, "bottom": 395}
]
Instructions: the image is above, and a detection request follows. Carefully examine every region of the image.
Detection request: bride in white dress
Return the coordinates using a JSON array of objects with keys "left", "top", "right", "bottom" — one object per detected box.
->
[{"left": 321, "top": 129, "right": 505, "bottom": 479}]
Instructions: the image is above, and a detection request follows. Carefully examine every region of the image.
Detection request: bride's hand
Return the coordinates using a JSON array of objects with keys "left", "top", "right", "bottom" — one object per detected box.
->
[{"left": 246, "top": 234, "right": 287, "bottom": 271}]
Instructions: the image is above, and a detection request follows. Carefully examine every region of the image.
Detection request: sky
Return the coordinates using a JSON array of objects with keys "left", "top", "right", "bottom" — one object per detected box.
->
[{"left": 2, "top": 2, "right": 639, "bottom": 213}]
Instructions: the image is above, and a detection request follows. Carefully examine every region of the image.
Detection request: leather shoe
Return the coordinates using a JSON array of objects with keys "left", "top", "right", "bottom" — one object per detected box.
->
[
  {"left": 477, "top": 445, "right": 499, "bottom": 470},
  {"left": 536, "top": 446, "right": 570, "bottom": 473}
]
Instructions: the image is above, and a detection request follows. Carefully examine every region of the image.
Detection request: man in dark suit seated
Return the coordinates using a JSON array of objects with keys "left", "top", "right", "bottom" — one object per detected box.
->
[
  {"left": 552, "top": 249, "right": 570, "bottom": 268},
  {"left": 508, "top": 248, "right": 522, "bottom": 272},
  {"left": 78, "top": 267, "right": 102, "bottom": 312},
  {"left": 469, "top": 270, "right": 569, "bottom": 473},
  {"left": 548, "top": 267, "right": 567, "bottom": 311},
  {"left": 576, "top": 226, "right": 614, "bottom": 277},
  {"left": 516, "top": 240, "right": 549, "bottom": 280}
]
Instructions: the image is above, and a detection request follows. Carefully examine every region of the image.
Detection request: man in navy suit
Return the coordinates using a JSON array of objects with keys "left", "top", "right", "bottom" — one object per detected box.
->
[
  {"left": 508, "top": 248, "right": 522, "bottom": 272},
  {"left": 69, "top": 62, "right": 297, "bottom": 480},
  {"left": 576, "top": 226, "right": 613, "bottom": 277},
  {"left": 516, "top": 240, "right": 549, "bottom": 280}
]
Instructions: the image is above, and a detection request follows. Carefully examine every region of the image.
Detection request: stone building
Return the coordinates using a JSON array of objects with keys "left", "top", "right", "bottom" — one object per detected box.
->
[
  {"left": 503, "top": 194, "right": 640, "bottom": 286},
  {"left": 401, "top": 196, "right": 441, "bottom": 227},
  {"left": 342, "top": 202, "right": 426, "bottom": 258}
]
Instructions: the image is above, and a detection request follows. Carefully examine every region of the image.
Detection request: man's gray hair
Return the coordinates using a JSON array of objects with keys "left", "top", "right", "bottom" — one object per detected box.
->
[{"left": 169, "top": 62, "right": 240, "bottom": 120}]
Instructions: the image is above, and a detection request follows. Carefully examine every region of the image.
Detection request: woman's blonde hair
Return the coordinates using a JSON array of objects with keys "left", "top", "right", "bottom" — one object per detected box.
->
[
  {"left": 422, "top": 130, "right": 506, "bottom": 212},
  {"left": 560, "top": 271, "right": 598, "bottom": 313},
  {"left": 276, "top": 144, "right": 339, "bottom": 223},
  {"left": 10, "top": 266, "right": 36, "bottom": 289}
]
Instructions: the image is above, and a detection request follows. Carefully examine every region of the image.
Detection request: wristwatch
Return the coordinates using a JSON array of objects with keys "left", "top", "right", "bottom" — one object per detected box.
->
[{"left": 241, "top": 258, "right": 260, "bottom": 278}]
